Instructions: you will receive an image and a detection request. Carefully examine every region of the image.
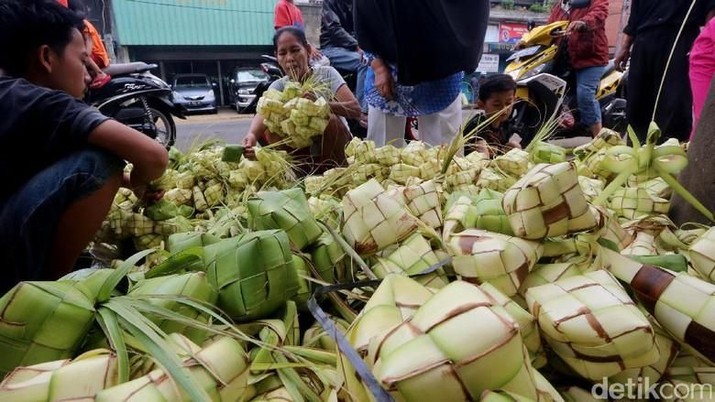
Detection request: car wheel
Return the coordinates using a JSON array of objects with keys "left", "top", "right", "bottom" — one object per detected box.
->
[{"left": 235, "top": 101, "right": 244, "bottom": 114}]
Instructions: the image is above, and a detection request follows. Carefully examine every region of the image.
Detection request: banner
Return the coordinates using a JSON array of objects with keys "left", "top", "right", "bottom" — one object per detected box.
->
[
  {"left": 500, "top": 22, "right": 529, "bottom": 44},
  {"left": 476, "top": 54, "right": 500, "bottom": 73}
]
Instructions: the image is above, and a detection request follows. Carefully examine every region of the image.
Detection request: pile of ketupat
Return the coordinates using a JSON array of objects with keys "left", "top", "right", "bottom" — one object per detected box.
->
[
  {"left": 257, "top": 80, "right": 331, "bottom": 149},
  {"left": 2, "top": 123, "right": 715, "bottom": 401}
]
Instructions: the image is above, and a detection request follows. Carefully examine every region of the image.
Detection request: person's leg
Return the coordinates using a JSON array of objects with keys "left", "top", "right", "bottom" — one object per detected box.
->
[
  {"left": 356, "top": 61, "right": 368, "bottom": 113},
  {"left": 626, "top": 37, "right": 657, "bottom": 142},
  {"left": 322, "top": 47, "right": 366, "bottom": 111},
  {"left": 50, "top": 172, "right": 121, "bottom": 278},
  {"left": 655, "top": 37, "right": 695, "bottom": 142},
  {"left": 417, "top": 95, "right": 463, "bottom": 147},
  {"left": 576, "top": 65, "right": 606, "bottom": 137},
  {"left": 367, "top": 106, "right": 407, "bottom": 147},
  {"left": 316, "top": 115, "right": 352, "bottom": 172},
  {"left": 0, "top": 149, "right": 125, "bottom": 293}
]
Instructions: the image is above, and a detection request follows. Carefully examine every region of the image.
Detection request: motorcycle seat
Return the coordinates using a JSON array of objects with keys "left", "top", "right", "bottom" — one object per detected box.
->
[{"left": 104, "top": 62, "right": 157, "bottom": 76}]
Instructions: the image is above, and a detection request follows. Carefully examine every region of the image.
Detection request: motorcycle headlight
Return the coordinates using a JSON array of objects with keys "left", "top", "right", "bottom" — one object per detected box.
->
[{"left": 521, "top": 63, "right": 547, "bottom": 80}]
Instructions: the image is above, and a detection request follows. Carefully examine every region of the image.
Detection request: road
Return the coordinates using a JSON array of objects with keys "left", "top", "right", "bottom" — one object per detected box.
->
[
  {"left": 173, "top": 109, "right": 253, "bottom": 151},
  {"left": 172, "top": 108, "right": 593, "bottom": 151}
]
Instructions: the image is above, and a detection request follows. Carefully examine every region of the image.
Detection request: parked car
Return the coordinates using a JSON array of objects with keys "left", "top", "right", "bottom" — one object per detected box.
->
[
  {"left": 171, "top": 74, "right": 218, "bottom": 114},
  {"left": 228, "top": 67, "right": 269, "bottom": 113}
]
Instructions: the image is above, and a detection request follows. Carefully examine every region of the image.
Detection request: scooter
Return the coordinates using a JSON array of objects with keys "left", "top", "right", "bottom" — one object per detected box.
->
[
  {"left": 86, "top": 62, "right": 186, "bottom": 148},
  {"left": 502, "top": 19, "right": 628, "bottom": 143}
]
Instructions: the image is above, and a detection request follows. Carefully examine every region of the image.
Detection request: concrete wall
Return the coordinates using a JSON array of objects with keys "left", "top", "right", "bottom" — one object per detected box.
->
[{"left": 298, "top": 3, "right": 322, "bottom": 48}]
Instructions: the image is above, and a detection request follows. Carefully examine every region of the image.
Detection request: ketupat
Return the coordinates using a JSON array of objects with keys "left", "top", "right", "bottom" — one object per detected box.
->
[
  {"left": 203, "top": 230, "right": 300, "bottom": 321},
  {"left": 0, "top": 281, "right": 97, "bottom": 376},
  {"left": 526, "top": 270, "right": 660, "bottom": 380}
]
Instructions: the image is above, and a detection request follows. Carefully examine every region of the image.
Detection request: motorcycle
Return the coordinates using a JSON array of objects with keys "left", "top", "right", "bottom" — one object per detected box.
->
[
  {"left": 86, "top": 62, "right": 186, "bottom": 148},
  {"left": 499, "top": 19, "right": 628, "bottom": 145}
]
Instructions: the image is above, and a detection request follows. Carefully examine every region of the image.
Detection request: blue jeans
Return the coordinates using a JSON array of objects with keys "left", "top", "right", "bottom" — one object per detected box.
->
[
  {"left": 321, "top": 46, "right": 367, "bottom": 112},
  {"left": 0, "top": 149, "right": 124, "bottom": 293},
  {"left": 576, "top": 65, "right": 606, "bottom": 126}
]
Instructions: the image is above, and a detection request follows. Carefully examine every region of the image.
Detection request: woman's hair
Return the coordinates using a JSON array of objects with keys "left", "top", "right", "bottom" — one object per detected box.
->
[{"left": 273, "top": 26, "right": 309, "bottom": 51}]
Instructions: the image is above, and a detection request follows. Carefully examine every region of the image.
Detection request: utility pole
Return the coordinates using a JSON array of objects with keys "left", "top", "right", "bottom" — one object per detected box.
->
[{"left": 614, "top": 0, "right": 631, "bottom": 55}]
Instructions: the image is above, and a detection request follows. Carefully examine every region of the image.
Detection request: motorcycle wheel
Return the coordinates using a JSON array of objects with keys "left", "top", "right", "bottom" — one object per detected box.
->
[{"left": 149, "top": 107, "right": 176, "bottom": 148}]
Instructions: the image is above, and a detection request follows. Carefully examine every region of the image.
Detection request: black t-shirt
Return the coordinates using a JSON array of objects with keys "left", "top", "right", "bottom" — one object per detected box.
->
[
  {"left": 0, "top": 76, "right": 110, "bottom": 201},
  {"left": 624, "top": 0, "right": 715, "bottom": 37}
]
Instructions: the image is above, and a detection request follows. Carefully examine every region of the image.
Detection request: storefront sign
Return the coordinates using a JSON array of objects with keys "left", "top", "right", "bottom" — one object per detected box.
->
[
  {"left": 476, "top": 54, "right": 500, "bottom": 73},
  {"left": 500, "top": 22, "right": 529, "bottom": 44}
]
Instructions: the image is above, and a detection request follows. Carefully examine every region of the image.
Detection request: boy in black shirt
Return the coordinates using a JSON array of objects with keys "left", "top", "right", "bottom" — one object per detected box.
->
[
  {"left": 465, "top": 74, "right": 522, "bottom": 158},
  {"left": 0, "top": 0, "right": 168, "bottom": 292}
]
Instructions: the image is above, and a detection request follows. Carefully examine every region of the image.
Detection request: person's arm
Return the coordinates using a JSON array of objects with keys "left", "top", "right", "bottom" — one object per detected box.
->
[
  {"left": 622, "top": 0, "right": 639, "bottom": 38},
  {"left": 329, "top": 84, "right": 361, "bottom": 119},
  {"left": 321, "top": 0, "right": 358, "bottom": 49},
  {"left": 615, "top": 34, "right": 634, "bottom": 71},
  {"left": 547, "top": 3, "right": 561, "bottom": 24},
  {"left": 87, "top": 120, "right": 168, "bottom": 191},
  {"left": 577, "top": 0, "right": 609, "bottom": 30},
  {"left": 242, "top": 114, "right": 268, "bottom": 159}
]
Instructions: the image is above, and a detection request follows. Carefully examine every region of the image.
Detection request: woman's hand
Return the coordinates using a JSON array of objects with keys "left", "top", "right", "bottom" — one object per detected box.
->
[
  {"left": 302, "top": 91, "right": 318, "bottom": 101},
  {"left": 372, "top": 59, "right": 394, "bottom": 100},
  {"left": 242, "top": 132, "right": 258, "bottom": 159}
]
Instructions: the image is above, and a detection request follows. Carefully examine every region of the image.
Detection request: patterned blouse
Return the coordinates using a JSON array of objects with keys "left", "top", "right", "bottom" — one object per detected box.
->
[{"left": 363, "top": 52, "right": 463, "bottom": 117}]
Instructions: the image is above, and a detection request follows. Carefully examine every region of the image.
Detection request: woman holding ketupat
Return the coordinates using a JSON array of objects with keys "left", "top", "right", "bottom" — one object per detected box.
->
[{"left": 242, "top": 27, "right": 361, "bottom": 175}]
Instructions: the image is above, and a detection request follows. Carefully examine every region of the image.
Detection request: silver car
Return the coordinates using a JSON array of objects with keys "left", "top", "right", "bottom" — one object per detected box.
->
[
  {"left": 229, "top": 68, "right": 269, "bottom": 113},
  {"left": 171, "top": 74, "right": 218, "bottom": 114}
]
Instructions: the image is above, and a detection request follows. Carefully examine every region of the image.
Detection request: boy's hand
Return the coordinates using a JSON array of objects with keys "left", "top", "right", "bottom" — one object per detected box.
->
[
  {"left": 123, "top": 171, "right": 164, "bottom": 205},
  {"left": 140, "top": 187, "right": 165, "bottom": 205}
]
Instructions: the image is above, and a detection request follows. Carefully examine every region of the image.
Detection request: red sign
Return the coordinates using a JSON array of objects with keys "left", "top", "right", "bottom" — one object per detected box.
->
[{"left": 500, "top": 22, "right": 529, "bottom": 44}]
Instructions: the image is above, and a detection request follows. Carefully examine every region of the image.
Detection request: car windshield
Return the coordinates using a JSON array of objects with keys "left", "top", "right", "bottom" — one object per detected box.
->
[
  {"left": 175, "top": 76, "right": 210, "bottom": 88},
  {"left": 236, "top": 70, "right": 268, "bottom": 83}
]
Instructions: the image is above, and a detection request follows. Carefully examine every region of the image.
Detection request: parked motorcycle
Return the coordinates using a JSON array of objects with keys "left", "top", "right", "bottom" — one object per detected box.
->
[
  {"left": 86, "top": 62, "right": 186, "bottom": 148},
  {"left": 497, "top": 19, "right": 628, "bottom": 145}
]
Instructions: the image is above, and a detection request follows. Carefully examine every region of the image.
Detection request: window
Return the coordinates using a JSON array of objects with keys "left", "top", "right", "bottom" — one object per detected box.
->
[
  {"left": 174, "top": 75, "right": 210, "bottom": 88},
  {"left": 236, "top": 70, "right": 268, "bottom": 83}
]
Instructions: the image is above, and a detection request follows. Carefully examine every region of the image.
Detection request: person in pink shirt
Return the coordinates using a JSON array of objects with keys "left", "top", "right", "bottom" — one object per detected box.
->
[{"left": 690, "top": 16, "right": 715, "bottom": 140}]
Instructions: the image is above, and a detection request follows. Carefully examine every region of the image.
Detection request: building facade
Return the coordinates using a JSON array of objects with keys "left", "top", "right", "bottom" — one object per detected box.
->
[{"left": 91, "top": 0, "right": 629, "bottom": 106}]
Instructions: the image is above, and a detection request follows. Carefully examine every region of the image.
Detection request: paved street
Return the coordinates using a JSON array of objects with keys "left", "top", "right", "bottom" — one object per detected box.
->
[
  {"left": 173, "top": 109, "right": 253, "bottom": 151},
  {"left": 173, "top": 108, "right": 593, "bottom": 152}
]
